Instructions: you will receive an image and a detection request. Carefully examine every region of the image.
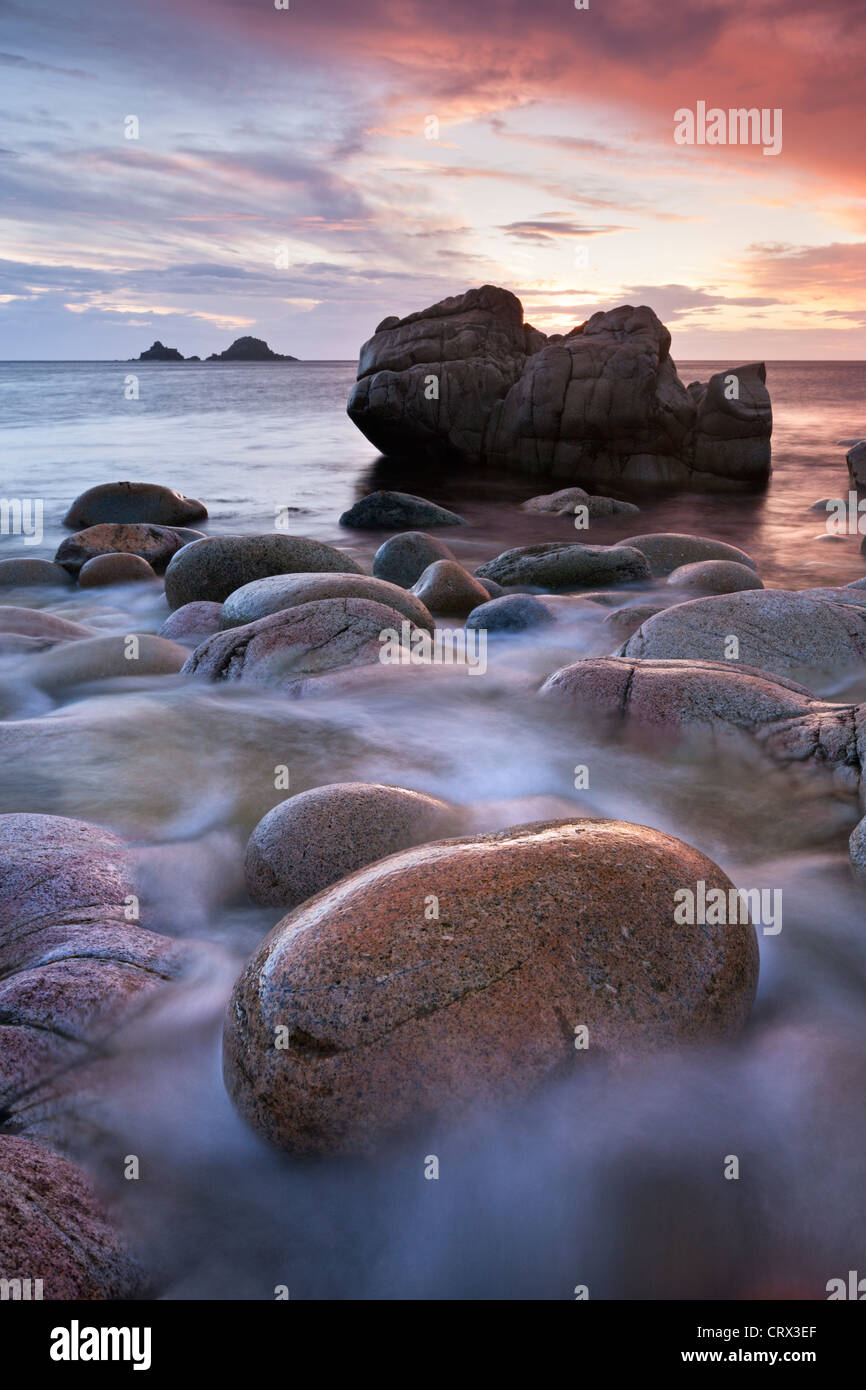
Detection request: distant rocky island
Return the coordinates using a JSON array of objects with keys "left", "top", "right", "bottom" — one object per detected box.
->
[{"left": 133, "top": 336, "right": 298, "bottom": 362}]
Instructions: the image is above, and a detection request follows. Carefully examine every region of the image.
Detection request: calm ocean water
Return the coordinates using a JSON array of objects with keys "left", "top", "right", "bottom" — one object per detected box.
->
[
  {"left": 1, "top": 358, "right": 865, "bottom": 1299},
  {"left": 2, "top": 358, "right": 866, "bottom": 587}
]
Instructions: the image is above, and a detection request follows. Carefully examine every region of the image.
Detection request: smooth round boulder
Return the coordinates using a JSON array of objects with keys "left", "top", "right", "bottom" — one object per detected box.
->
[
  {"left": 475, "top": 542, "right": 650, "bottom": 589},
  {"left": 339, "top": 491, "right": 466, "bottom": 529},
  {"left": 615, "top": 533, "right": 758, "bottom": 577},
  {"left": 182, "top": 597, "right": 422, "bottom": 688},
  {"left": 0, "top": 1136, "right": 144, "bottom": 1299},
  {"left": 465, "top": 593, "right": 554, "bottom": 633},
  {"left": 0, "top": 606, "right": 95, "bottom": 641},
  {"left": 158, "top": 601, "right": 223, "bottom": 642},
  {"left": 63, "top": 481, "right": 208, "bottom": 529},
  {"left": 163, "top": 535, "right": 362, "bottom": 609},
  {"left": 410, "top": 560, "right": 490, "bottom": 616},
  {"left": 372, "top": 531, "right": 458, "bottom": 587},
  {"left": 224, "top": 818, "right": 760, "bottom": 1155},
  {"left": 0, "top": 558, "right": 72, "bottom": 587},
  {"left": 667, "top": 560, "right": 764, "bottom": 594},
  {"left": 26, "top": 633, "right": 188, "bottom": 692},
  {"left": 245, "top": 782, "right": 461, "bottom": 908},
  {"left": 220, "top": 571, "right": 434, "bottom": 633},
  {"left": 78, "top": 553, "right": 158, "bottom": 587},
  {"left": 55, "top": 523, "right": 197, "bottom": 576}
]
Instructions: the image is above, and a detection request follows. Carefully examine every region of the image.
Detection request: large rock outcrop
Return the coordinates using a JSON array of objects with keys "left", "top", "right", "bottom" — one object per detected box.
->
[{"left": 347, "top": 287, "right": 772, "bottom": 491}]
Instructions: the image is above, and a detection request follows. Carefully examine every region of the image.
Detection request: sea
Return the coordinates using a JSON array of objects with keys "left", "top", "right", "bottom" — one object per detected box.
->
[{"left": 0, "top": 358, "right": 864, "bottom": 1300}]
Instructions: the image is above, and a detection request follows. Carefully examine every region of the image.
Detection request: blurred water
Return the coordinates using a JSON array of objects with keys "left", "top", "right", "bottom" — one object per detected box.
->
[{"left": 1, "top": 359, "right": 865, "bottom": 1299}]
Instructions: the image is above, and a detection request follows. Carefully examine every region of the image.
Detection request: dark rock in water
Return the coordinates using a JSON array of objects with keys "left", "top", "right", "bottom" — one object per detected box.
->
[
  {"left": 615, "top": 532, "right": 758, "bottom": 577},
  {"left": 477, "top": 577, "right": 505, "bottom": 598},
  {"left": 620, "top": 588, "right": 866, "bottom": 689},
  {"left": 466, "top": 593, "right": 555, "bottom": 633},
  {"left": 158, "top": 601, "right": 224, "bottom": 643},
  {"left": 476, "top": 541, "right": 650, "bottom": 589},
  {"left": 163, "top": 534, "right": 362, "bottom": 608},
  {"left": 372, "top": 530, "right": 458, "bottom": 587},
  {"left": 78, "top": 553, "right": 158, "bottom": 587},
  {"left": 0, "top": 558, "right": 72, "bottom": 587},
  {"left": 136, "top": 340, "right": 184, "bottom": 361},
  {"left": 207, "top": 336, "right": 297, "bottom": 362},
  {"left": 522, "top": 487, "right": 639, "bottom": 518},
  {"left": 63, "top": 481, "right": 208, "bottom": 529},
  {"left": 55, "top": 523, "right": 200, "bottom": 576},
  {"left": 847, "top": 441, "right": 866, "bottom": 486},
  {"left": 182, "top": 597, "right": 418, "bottom": 688},
  {"left": 220, "top": 571, "right": 434, "bottom": 633},
  {"left": 245, "top": 782, "right": 461, "bottom": 908},
  {"left": 223, "top": 817, "right": 759, "bottom": 1155},
  {"left": 410, "top": 560, "right": 489, "bottom": 616},
  {"left": 347, "top": 286, "right": 772, "bottom": 491},
  {"left": 0, "top": 1135, "right": 144, "bottom": 1299},
  {"left": 340, "top": 490, "right": 466, "bottom": 529}
]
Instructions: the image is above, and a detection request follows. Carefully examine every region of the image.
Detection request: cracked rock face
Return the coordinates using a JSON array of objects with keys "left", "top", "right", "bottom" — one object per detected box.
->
[
  {"left": 164, "top": 534, "right": 363, "bottom": 609},
  {"left": 620, "top": 588, "right": 866, "bottom": 691},
  {"left": 182, "top": 596, "right": 420, "bottom": 688},
  {"left": 540, "top": 657, "right": 866, "bottom": 793},
  {"left": 0, "top": 1135, "right": 144, "bottom": 1299},
  {"left": 223, "top": 817, "right": 759, "bottom": 1156},
  {"left": 347, "top": 287, "right": 772, "bottom": 491},
  {"left": 0, "top": 813, "right": 195, "bottom": 1142}
]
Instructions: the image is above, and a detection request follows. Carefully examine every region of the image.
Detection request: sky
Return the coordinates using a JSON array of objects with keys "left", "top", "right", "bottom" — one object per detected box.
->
[{"left": 1, "top": 0, "right": 865, "bottom": 360}]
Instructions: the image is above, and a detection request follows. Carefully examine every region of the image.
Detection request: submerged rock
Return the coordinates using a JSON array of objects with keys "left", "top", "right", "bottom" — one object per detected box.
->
[
  {"left": 0, "top": 1136, "right": 144, "bottom": 1299},
  {"left": 164, "top": 535, "right": 362, "bottom": 608},
  {"left": 220, "top": 571, "right": 434, "bottom": 633},
  {"left": 372, "top": 531, "right": 458, "bottom": 587},
  {"left": 26, "top": 634, "right": 188, "bottom": 692},
  {"left": 183, "top": 597, "right": 419, "bottom": 688},
  {"left": 224, "top": 817, "right": 759, "bottom": 1155},
  {"left": 0, "top": 607, "right": 95, "bottom": 641},
  {"left": 347, "top": 287, "right": 772, "bottom": 491},
  {"left": 0, "top": 559, "right": 72, "bottom": 587},
  {"left": 339, "top": 491, "right": 466, "bottom": 529},
  {"left": 522, "top": 487, "right": 639, "bottom": 518},
  {"left": 245, "top": 782, "right": 461, "bottom": 908},
  {"left": 476, "top": 541, "right": 650, "bottom": 589},
  {"left": 63, "top": 482, "right": 208, "bottom": 530},
  {"left": 466, "top": 593, "right": 555, "bottom": 633}
]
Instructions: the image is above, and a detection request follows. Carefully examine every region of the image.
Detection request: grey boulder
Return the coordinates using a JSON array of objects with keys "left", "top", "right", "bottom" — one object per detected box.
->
[
  {"left": 63, "top": 481, "right": 207, "bottom": 529},
  {"left": 220, "top": 571, "right": 434, "bottom": 632},
  {"left": 164, "top": 534, "right": 362, "bottom": 608},
  {"left": 372, "top": 530, "right": 458, "bottom": 587},
  {"left": 476, "top": 541, "right": 650, "bottom": 589},
  {"left": 339, "top": 490, "right": 466, "bottom": 529}
]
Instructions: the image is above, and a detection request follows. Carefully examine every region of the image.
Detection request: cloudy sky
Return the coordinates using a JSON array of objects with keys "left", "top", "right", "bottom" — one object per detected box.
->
[{"left": 1, "top": 0, "right": 865, "bottom": 360}]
